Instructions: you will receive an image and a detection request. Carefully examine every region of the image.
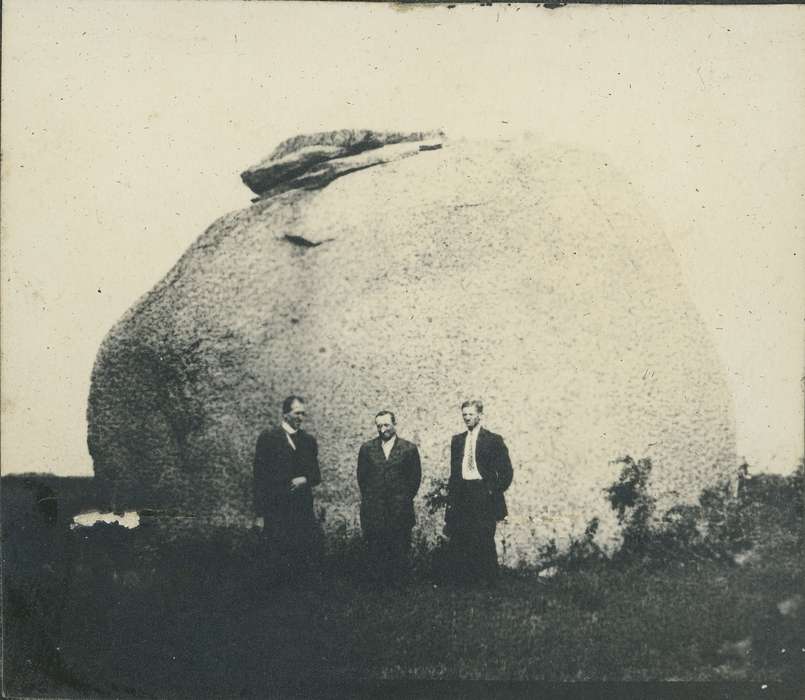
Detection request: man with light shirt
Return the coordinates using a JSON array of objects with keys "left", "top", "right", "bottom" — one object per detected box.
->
[
  {"left": 357, "top": 410, "right": 422, "bottom": 588},
  {"left": 253, "top": 395, "right": 322, "bottom": 586},
  {"left": 444, "top": 400, "right": 513, "bottom": 583}
]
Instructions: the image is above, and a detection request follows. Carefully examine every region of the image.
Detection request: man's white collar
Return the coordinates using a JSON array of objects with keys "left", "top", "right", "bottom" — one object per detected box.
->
[{"left": 281, "top": 421, "right": 297, "bottom": 435}]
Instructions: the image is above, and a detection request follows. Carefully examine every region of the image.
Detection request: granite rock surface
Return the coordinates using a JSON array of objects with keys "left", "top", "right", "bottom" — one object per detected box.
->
[{"left": 87, "top": 130, "right": 736, "bottom": 561}]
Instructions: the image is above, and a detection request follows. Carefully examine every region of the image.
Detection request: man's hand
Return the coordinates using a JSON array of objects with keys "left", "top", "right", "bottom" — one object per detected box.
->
[
  {"left": 289, "top": 476, "right": 308, "bottom": 493},
  {"left": 254, "top": 516, "right": 264, "bottom": 529}
]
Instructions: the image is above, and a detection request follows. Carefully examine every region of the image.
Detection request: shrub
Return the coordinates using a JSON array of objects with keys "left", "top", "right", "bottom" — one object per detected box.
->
[
  {"left": 791, "top": 459, "right": 804, "bottom": 516},
  {"left": 697, "top": 479, "right": 750, "bottom": 551},
  {"left": 536, "top": 538, "right": 559, "bottom": 567},
  {"left": 786, "top": 459, "right": 805, "bottom": 519},
  {"left": 423, "top": 478, "right": 450, "bottom": 515},
  {"left": 564, "top": 518, "right": 606, "bottom": 571},
  {"left": 536, "top": 518, "right": 606, "bottom": 574},
  {"left": 604, "top": 456, "right": 657, "bottom": 557},
  {"left": 600, "top": 456, "right": 804, "bottom": 564}
]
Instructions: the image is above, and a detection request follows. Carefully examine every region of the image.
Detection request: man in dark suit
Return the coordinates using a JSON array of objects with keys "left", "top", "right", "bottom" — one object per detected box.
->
[
  {"left": 444, "top": 399, "right": 513, "bottom": 583},
  {"left": 253, "top": 395, "right": 322, "bottom": 586},
  {"left": 357, "top": 410, "right": 422, "bottom": 588}
]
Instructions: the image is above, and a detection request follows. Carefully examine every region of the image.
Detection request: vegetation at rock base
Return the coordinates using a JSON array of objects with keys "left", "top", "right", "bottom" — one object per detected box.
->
[{"left": 2, "top": 460, "right": 803, "bottom": 695}]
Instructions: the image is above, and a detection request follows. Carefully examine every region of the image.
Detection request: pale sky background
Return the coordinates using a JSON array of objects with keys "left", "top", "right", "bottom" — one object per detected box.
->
[{"left": 1, "top": 1, "right": 803, "bottom": 477}]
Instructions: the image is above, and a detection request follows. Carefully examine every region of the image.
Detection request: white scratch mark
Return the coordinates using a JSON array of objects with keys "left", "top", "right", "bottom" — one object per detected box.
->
[{"left": 71, "top": 511, "right": 140, "bottom": 529}]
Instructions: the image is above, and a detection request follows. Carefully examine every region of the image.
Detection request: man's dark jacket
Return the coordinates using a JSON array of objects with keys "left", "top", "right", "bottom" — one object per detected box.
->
[
  {"left": 447, "top": 426, "right": 513, "bottom": 522},
  {"left": 253, "top": 426, "right": 321, "bottom": 530},
  {"left": 357, "top": 436, "right": 422, "bottom": 533}
]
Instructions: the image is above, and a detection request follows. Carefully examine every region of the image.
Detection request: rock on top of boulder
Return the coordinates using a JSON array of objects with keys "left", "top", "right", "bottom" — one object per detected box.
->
[{"left": 241, "top": 129, "right": 445, "bottom": 198}]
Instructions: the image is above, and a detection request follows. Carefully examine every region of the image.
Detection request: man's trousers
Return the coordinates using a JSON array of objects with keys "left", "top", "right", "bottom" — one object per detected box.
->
[{"left": 446, "top": 479, "right": 499, "bottom": 583}]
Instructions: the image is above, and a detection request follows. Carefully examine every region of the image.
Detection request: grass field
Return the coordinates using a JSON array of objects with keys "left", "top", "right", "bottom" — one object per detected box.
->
[{"left": 2, "top": 469, "right": 803, "bottom": 697}]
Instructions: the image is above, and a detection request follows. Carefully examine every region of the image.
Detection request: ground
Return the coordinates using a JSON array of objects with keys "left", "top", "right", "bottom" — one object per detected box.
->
[{"left": 2, "top": 473, "right": 802, "bottom": 697}]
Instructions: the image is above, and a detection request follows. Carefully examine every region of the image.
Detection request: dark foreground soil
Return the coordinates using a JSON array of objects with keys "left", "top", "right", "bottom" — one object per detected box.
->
[{"left": 2, "top": 473, "right": 802, "bottom": 698}]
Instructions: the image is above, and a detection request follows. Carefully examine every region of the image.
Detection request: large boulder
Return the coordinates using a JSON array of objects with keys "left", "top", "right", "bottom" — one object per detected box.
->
[{"left": 87, "top": 130, "right": 735, "bottom": 561}]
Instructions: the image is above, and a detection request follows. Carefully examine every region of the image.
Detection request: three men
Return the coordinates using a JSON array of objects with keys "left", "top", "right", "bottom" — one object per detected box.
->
[
  {"left": 357, "top": 411, "right": 422, "bottom": 588},
  {"left": 253, "top": 395, "right": 322, "bottom": 585},
  {"left": 444, "top": 400, "right": 513, "bottom": 583},
  {"left": 253, "top": 396, "right": 513, "bottom": 587}
]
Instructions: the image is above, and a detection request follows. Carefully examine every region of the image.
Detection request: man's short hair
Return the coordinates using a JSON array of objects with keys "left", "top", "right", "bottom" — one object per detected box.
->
[
  {"left": 282, "top": 395, "right": 305, "bottom": 413},
  {"left": 460, "top": 399, "right": 484, "bottom": 413},
  {"left": 375, "top": 410, "right": 396, "bottom": 424}
]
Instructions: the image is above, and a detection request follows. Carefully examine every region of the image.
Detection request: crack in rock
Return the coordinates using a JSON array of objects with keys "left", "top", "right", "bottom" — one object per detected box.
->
[{"left": 283, "top": 234, "right": 335, "bottom": 248}]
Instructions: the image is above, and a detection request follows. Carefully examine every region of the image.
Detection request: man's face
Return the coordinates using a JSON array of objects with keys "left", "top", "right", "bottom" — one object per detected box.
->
[
  {"left": 462, "top": 406, "right": 482, "bottom": 431},
  {"left": 284, "top": 400, "right": 306, "bottom": 431},
  {"left": 375, "top": 414, "right": 396, "bottom": 442}
]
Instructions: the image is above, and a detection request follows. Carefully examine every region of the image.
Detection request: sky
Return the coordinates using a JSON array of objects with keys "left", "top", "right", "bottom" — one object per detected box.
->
[{"left": 1, "top": 1, "right": 803, "bottom": 476}]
